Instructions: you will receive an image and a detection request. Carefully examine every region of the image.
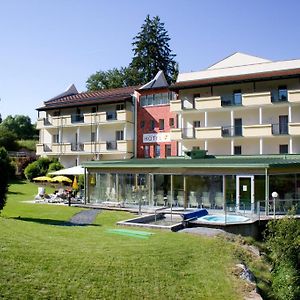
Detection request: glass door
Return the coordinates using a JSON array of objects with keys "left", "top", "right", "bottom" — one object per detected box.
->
[{"left": 236, "top": 175, "right": 254, "bottom": 211}]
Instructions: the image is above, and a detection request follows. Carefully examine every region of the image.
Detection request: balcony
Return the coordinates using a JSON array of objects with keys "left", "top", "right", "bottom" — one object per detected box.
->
[
  {"left": 71, "top": 114, "right": 84, "bottom": 124},
  {"left": 289, "top": 123, "right": 300, "bottom": 135},
  {"left": 288, "top": 90, "right": 300, "bottom": 103},
  {"left": 221, "top": 126, "right": 243, "bottom": 137},
  {"left": 170, "top": 100, "right": 182, "bottom": 112},
  {"left": 242, "top": 92, "right": 271, "bottom": 106},
  {"left": 243, "top": 124, "right": 272, "bottom": 137},
  {"left": 271, "top": 123, "right": 289, "bottom": 135},
  {"left": 170, "top": 128, "right": 182, "bottom": 140},
  {"left": 182, "top": 128, "right": 196, "bottom": 139},
  {"left": 71, "top": 143, "right": 84, "bottom": 151},
  {"left": 195, "top": 127, "right": 222, "bottom": 139},
  {"left": 195, "top": 96, "right": 221, "bottom": 110},
  {"left": 84, "top": 140, "right": 133, "bottom": 153},
  {"left": 84, "top": 110, "right": 133, "bottom": 124}
]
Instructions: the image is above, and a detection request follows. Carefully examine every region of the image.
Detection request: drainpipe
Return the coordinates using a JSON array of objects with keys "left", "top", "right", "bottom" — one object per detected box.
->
[{"left": 265, "top": 168, "right": 269, "bottom": 216}]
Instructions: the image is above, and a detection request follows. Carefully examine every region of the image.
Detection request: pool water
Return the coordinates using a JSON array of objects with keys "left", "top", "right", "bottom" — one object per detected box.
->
[{"left": 198, "top": 214, "right": 250, "bottom": 223}]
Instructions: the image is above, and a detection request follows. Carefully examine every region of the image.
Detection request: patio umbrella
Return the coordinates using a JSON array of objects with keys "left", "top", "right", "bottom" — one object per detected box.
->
[
  {"left": 51, "top": 176, "right": 72, "bottom": 184},
  {"left": 72, "top": 176, "right": 79, "bottom": 190},
  {"left": 33, "top": 176, "right": 53, "bottom": 182},
  {"left": 49, "top": 165, "right": 84, "bottom": 176}
]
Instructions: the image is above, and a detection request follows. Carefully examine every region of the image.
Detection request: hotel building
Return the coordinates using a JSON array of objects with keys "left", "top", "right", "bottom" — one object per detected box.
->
[{"left": 36, "top": 85, "right": 137, "bottom": 167}]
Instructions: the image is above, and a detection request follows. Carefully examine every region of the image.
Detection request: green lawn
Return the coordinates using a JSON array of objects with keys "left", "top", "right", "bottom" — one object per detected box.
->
[{"left": 0, "top": 180, "right": 244, "bottom": 299}]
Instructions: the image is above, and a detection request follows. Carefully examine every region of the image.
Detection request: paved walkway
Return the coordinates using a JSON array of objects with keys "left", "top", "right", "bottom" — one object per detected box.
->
[
  {"left": 179, "top": 227, "right": 230, "bottom": 237},
  {"left": 69, "top": 209, "right": 100, "bottom": 225}
]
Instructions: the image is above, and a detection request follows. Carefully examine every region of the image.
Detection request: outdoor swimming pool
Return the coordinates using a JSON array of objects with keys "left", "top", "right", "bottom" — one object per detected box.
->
[{"left": 198, "top": 214, "right": 250, "bottom": 224}]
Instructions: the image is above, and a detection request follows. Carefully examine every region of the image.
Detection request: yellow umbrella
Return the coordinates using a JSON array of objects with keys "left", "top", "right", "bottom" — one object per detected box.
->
[
  {"left": 33, "top": 176, "right": 52, "bottom": 182},
  {"left": 72, "top": 176, "right": 79, "bottom": 190},
  {"left": 51, "top": 175, "right": 72, "bottom": 183}
]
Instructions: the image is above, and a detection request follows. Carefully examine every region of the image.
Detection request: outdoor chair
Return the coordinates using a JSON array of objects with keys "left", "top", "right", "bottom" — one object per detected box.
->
[
  {"left": 201, "top": 192, "right": 211, "bottom": 208},
  {"left": 214, "top": 192, "right": 223, "bottom": 209},
  {"left": 177, "top": 191, "right": 184, "bottom": 207},
  {"left": 155, "top": 191, "right": 165, "bottom": 206},
  {"left": 189, "top": 191, "right": 199, "bottom": 208},
  {"left": 167, "top": 192, "right": 176, "bottom": 206}
]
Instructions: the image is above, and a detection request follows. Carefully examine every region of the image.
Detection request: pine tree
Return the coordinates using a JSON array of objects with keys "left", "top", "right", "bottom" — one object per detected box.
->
[{"left": 130, "top": 15, "right": 178, "bottom": 84}]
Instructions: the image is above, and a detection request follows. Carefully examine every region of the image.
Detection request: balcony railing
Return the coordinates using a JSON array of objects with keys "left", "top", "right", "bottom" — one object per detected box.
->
[
  {"left": 221, "top": 126, "right": 243, "bottom": 137},
  {"left": 43, "top": 144, "right": 52, "bottom": 152},
  {"left": 221, "top": 97, "right": 242, "bottom": 107},
  {"left": 272, "top": 123, "right": 289, "bottom": 135},
  {"left": 106, "top": 141, "right": 117, "bottom": 150},
  {"left": 71, "top": 114, "right": 84, "bottom": 123},
  {"left": 106, "top": 111, "right": 117, "bottom": 121},
  {"left": 182, "top": 128, "right": 196, "bottom": 139},
  {"left": 71, "top": 143, "right": 84, "bottom": 151}
]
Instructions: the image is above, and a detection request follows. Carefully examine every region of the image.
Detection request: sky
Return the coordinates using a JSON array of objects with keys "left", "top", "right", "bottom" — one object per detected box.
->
[{"left": 0, "top": 0, "right": 300, "bottom": 122}]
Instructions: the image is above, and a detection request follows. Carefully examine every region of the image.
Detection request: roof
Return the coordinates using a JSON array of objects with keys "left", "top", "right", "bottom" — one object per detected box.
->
[
  {"left": 172, "top": 53, "right": 300, "bottom": 90},
  {"left": 37, "top": 85, "right": 140, "bottom": 111},
  {"left": 82, "top": 155, "right": 300, "bottom": 171},
  {"left": 139, "top": 71, "right": 169, "bottom": 90}
]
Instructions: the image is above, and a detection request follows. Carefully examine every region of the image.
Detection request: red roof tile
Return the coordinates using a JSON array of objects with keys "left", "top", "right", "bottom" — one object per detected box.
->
[{"left": 37, "top": 86, "right": 140, "bottom": 111}]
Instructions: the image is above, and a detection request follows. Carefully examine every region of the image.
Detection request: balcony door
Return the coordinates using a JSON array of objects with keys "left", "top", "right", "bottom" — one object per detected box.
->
[
  {"left": 234, "top": 118, "right": 242, "bottom": 136},
  {"left": 279, "top": 115, "right": 288, "bottom": 134}
]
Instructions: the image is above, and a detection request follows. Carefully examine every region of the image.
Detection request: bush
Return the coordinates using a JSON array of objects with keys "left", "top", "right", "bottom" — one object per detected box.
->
[
  {"left": 48, "top": 161, "right": 64, "bottom": 173},
  {"left": 0, "top": 147, "right": 11, "bottom": 211},
  {"left": 272, "top": 261, "right": 300, "bottom": 300},
  {"left": 24, "top": 158, "right": 64, "bottom": 181},
  {"left": 264, "top": 215, "right": 300, "bottom": 299}
]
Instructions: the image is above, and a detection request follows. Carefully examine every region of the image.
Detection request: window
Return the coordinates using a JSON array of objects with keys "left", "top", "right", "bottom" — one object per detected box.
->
[
  {"left": 193, "top": 120, "right": 201, "bottom": 128},
  {"left": 165, "top": 144, "right": 172, "bottom": 157},
  {"left": 116, "top": 104, "right": 124, "bottom": 110},
  {"left": 53, "top": 134, "right": 59, "bottom": 143},
  {"left": 159, "top": 119, "right": 164, "bottom": 130},
  {"left": 144, "top": 145, "right": 150, "bottom": 158},
  {"left": 169, "top": 118, "right": 174, "bottom": 128},
  {"left": 234, "top": 146, "right": 242, "bottom": 155},
  {"left": 140, "top": 93, "right": 170, "bottom": 107},
  {"left": 115, "top": 130, "right": 124, "bottom": 141},
  {"left": 233, "top": 90, "right": 242, "bottom": 105},
  {"left": 141, "top": 120, "right": 145, "bottom": 128},
  {"left": 150, "top": 120, "right": 155, "bottom": 131},
  {"left": 91, "top": 132, "right": 96, "bottom": 142},
  {"left": 279, "top": 144, "right": 288, "bottom": 154},
  {"left": 234, "top": 118, "right": 242, "bottom": 136},
  {"left": 278, "top": 86, "right": 288, "bottom": 101},
  {"left": 155, "top": 145, "right": 161, "bottom": 158}
]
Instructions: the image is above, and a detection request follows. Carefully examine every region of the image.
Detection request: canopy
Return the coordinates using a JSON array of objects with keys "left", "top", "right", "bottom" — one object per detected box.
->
[
  {"left": 33, "top": 176, "right": 52, "bottom": 182},
  {"left": 49, "top": 165, "right": 84, "bottom": 176},
  {"left": 51, "top": 175, "right": 72, "bottom": 183}
]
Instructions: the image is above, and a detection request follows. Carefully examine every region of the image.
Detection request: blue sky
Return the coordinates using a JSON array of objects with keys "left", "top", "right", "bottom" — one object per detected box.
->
[{"left": 0, "top": 0, "right": 300, "bottom": 121}]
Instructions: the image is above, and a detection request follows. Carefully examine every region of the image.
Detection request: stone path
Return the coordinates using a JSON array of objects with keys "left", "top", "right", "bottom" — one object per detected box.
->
[
  {"left": 69, "top": 209, "right": 100, "bottom": 225},
  {"left": 179, "top": 227, "right": 230, "bottom": 237}
]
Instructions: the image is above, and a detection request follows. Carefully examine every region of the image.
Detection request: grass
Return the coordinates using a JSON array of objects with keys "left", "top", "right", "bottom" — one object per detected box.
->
[
  {"left": 17, "top": 139, "right": 38, "bottom": 151},
  {"left": 0, "top": 180, "right": 247, "bottom": 299}
]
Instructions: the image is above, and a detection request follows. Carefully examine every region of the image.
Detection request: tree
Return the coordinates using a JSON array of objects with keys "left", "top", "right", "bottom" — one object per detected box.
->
[
  {"left": 86, "top": 67, "right": 143, "bottom": 91},
  {"left": 0, "top": 126, "right": 18, "bottom": 151},
  {"left": 86, "top": 15, "right": 178, "bottom": 91},
  {"left": 0, "top": 115, "right": 38, "bottom": 140},
  {"left": 0, "top": 148, "right": 11, "bottom": 211},
  {"left": 130, "top": 15, "right": 178, "bottom": 84}
]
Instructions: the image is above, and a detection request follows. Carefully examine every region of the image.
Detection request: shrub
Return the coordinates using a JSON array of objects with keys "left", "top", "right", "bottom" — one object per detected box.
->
[
  {"left": 272, "top": 261, "right": 300, "bottom": 300},
  {"left": 48, "top": 161, "right": 64, "bottom": 173},
  {"left": 0, "top": 147, "right": 11, "bottom": 211},
  {"left": 264, "top": 215, "right": 300, "bottom": 299},
  {"left": 24, "top": 161, "right": 41, "bottom": 181}
]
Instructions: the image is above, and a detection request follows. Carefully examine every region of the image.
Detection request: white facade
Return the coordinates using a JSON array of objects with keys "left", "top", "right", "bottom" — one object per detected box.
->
[
  {"left": 36, "top": 87, "right": 136, "bottom": 167},
  {"left": 171, "top": 53, "right": 300, "bottom": 156}
]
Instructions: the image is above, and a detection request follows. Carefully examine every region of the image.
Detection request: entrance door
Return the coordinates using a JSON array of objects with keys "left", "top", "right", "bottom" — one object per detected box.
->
[{"left": 236, "top": 176, "right": 254, "bottom": 211}]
